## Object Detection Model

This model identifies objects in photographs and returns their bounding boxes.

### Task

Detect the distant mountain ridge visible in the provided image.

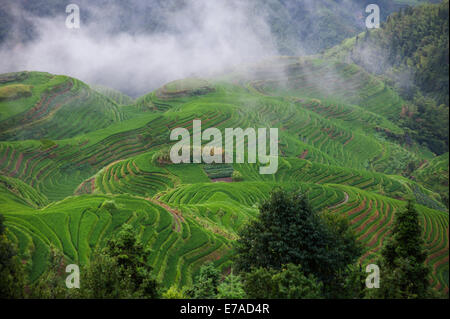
[324,0,449,155]
[0,0,436,54]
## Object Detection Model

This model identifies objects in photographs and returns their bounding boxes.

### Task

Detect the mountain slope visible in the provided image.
[1,58,448,294]
[413,152,449,208]
[0,72,127,141]
[323,0,449,155]
[325,0,449,105]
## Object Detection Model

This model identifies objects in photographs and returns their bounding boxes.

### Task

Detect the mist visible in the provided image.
[0,0,278,97]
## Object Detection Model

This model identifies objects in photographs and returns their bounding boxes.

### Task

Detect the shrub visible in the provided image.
[0,84,32,101]
[243,264,323,299]
[217,274,246,299]
[162,286,187,299]
[232,170,243,182]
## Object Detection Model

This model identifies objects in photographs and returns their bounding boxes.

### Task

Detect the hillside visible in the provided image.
[324,0,449,155]
[0,55,448,295]
[413,152,449,207]
[0,71,127,141]
[324,0,449,104]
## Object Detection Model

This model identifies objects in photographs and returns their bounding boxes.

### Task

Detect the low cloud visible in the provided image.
[0,0,278,97]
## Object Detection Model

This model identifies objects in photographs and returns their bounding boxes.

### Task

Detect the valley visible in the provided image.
[0,56,448,294]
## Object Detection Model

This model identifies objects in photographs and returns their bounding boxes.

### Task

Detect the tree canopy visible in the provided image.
[235,188,362,297]
[370,201,436,298]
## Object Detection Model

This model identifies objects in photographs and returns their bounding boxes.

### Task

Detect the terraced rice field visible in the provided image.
[1,63,448,293]
[3,194,234,287]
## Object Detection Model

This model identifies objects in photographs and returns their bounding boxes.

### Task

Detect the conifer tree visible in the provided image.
[370,201,435,298]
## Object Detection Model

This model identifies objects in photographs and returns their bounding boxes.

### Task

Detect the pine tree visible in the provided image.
[242,264,323,299]
[79,224,159,298]
[235,188,361,297]
[0,214,27,298]
[370,201,435,298]
[188,263,221,299]
[27,246,70,298]
[217,273,246,299]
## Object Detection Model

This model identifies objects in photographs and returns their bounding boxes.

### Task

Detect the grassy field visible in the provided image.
[0,58,448,294]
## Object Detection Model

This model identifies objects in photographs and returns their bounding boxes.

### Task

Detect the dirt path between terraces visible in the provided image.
[147,196,184,233]
[328,192,349,210]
